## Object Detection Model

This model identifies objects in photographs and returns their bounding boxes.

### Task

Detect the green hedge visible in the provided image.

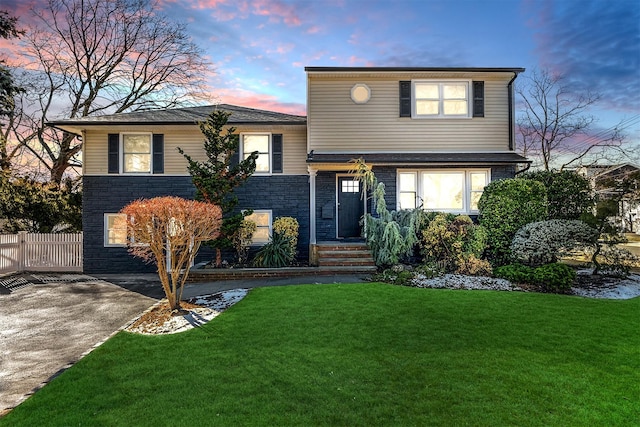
[478,178,547,266]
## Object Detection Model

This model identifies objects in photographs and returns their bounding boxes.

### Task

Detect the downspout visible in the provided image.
[507,71,519,151]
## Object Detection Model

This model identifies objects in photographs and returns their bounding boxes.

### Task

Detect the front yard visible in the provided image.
[1,283,638,426]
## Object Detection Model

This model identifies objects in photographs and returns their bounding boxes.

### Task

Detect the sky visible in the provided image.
[2,0,640,162]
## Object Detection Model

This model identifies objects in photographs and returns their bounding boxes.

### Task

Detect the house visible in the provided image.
[49,67,530,273]
[576,163,640,233]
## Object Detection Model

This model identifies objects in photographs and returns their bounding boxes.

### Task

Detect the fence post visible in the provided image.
[17,231,27,272]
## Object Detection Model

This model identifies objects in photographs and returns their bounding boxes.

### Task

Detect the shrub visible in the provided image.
[494,263,535,284]
[372,266,415,286]
[233,219,256,265]
[351,159,420,267]
[521,170,594,220]
[273,216,299,259]
[494,262,576,293]
[420,214,489,275]
[252,232,295,268]
[478,178,547,266]
[511,220,598,267]
[532,263,576,293]
[456,254,493,276]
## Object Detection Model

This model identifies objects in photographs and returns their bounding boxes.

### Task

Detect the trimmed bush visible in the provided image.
[478,178,547,266]
[494,262,576,293]
[511,220,598,267]
[521,170,594,220]
[533,263,576,293]
[494,263,535,284]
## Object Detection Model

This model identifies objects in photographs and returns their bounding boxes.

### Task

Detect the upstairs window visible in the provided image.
[242,134,271,173]
[108,133,164,174]
[122,133,152,173]
[413,81,470,118]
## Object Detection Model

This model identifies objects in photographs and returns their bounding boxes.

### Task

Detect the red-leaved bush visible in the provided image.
[120,197,222,310]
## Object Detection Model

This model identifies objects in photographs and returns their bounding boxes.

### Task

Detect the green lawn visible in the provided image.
[2,283,639,426]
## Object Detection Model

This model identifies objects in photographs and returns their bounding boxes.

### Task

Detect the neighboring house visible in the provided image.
[577,163,640,233]
[49,67,530,273]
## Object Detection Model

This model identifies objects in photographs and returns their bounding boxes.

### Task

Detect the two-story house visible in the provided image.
[49,67,529,273]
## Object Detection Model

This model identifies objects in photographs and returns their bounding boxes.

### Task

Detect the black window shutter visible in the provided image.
[473,81,485,117]
[108,134,119,174]
[399,81,412,117]
[272,134,283,173]
[152,134,164,174]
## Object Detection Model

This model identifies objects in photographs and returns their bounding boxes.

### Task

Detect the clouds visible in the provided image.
[529,0,640,113]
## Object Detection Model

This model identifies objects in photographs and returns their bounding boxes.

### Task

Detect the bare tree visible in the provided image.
[121,197,222,311]
[516,68,628,171]
[8,0,210,183]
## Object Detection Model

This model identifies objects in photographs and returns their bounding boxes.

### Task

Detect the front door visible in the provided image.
[337,177,364,238]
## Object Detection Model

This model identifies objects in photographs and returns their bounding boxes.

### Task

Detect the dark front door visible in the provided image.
[337,177,364,238]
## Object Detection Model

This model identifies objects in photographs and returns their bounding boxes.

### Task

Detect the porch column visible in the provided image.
[308,166,317,244]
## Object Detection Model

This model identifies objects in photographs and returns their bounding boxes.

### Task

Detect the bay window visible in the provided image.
[397,169,489,213]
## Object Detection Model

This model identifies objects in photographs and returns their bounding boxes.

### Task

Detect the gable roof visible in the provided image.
[47,104,307,133]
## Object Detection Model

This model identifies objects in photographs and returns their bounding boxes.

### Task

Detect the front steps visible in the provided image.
[313,241,377,273]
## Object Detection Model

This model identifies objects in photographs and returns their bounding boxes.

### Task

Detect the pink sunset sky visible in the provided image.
[1,0,639,156]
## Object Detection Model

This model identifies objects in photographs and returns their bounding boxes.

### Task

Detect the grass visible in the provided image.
[2,283,639,426]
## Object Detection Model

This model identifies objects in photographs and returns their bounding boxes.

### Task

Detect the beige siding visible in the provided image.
[307,75,512,153]
[83,124,307,175]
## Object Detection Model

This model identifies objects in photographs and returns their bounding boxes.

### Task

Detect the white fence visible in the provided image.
[0,232,83,274]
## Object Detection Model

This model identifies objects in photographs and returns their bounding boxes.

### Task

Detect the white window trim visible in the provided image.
[411,80,472,119]
[240,133,272,175]
[120,132,153,174]
[104,213,128,247]
[396,169,490,214]
[244,209,273,246]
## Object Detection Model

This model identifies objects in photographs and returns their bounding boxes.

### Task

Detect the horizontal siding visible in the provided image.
[307,76,511,153]
[84,124,307,175]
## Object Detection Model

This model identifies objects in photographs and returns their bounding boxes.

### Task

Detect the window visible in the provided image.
[398,172,417,209]
[244,210,272,245]
[108,133,163,174]
[242,134,270,173]
[412,81,470,118]
[122,133,152,173]
[397,169,489,213]
[104,213,128,247]
[341,179,360,193]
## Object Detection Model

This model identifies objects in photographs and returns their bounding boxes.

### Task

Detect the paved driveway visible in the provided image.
[0,274,156,415]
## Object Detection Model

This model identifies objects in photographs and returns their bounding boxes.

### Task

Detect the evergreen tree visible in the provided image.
[178,109,257,266]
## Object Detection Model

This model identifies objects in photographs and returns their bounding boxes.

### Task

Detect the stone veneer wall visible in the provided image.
[83,175,309,274]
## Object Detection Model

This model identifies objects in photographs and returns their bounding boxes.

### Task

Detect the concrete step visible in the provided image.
[317,250,373,258]
[318,258,376,267]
